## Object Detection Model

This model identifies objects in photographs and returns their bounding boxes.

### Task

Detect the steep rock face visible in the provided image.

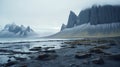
[66,11,77,28]
[0,23,35,37]
[52,5,120,38]
[77,9,90,25]
[76,5,120,26]
[96,5,120,24]
[60,24,66,31]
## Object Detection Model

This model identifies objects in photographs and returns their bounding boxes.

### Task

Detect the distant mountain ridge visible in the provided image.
[52,5,120,38]
[0,23,36,37]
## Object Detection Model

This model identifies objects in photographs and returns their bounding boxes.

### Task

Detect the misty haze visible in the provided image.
[0,0,120,67]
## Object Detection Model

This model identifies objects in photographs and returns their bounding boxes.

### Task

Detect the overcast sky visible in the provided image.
[0,0,120,36]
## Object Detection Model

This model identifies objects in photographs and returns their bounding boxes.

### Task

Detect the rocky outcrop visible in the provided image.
[60,24,66,31]
[90,5,120,25]
[66,11,77,28]
[66,5,120,28]
[92,57,104,64]
[75,52,91,59]
[52,5,120,38]
[36,53,58,60]
[77,9,90,25]
[77,5,120,26]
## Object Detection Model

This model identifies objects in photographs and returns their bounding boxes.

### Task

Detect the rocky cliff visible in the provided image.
[66,11,77,28]
[60,24,66,31]
[57,5,120,38]
[66,5,120,28]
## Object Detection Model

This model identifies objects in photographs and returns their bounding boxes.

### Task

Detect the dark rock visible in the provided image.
[64,41,81,45]
[66,11,77,28]
[36,53,58,60]
[77,5,120,26]
[108,54,120,61]
[61,24,66,31]
[77,9,90,25]
[68,45,76,48]
[7,59,11,62]
[89,48,104,53]
[75,52,91,59]
[94,45,111,49]
[60,45,68,47]
[13,56,27,61]
[29,47,42,51]
[4,61,18,67]
[42,50,56,53]
[43,47,55,51]
[92,57,104,64]
[13,51,31,54]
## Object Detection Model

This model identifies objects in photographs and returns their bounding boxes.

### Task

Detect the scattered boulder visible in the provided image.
[68,45,76,48]
[89,48,104,53]
[7,59,11,62]
[43,47,55,51]
[92,57,104,64]
[42,50,56,53]
[75,52,91,59]
[13,56,27,61]
[60,45,68,48]
[4,61,18,67]
[36,53,58,60]
[94,45,111,49]
[29,47,42,51]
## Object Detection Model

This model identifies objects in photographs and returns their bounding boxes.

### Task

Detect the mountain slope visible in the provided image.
[52,23,120,38]
[51,5,120,38]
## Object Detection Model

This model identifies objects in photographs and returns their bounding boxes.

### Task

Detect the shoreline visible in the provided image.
[0,38,120,67]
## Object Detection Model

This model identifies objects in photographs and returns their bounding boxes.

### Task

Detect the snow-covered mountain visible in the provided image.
[51,5,120,38]
[0,23,36,38]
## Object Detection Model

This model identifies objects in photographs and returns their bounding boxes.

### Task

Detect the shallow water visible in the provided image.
[0,37,71,64]
[0,37,84,64]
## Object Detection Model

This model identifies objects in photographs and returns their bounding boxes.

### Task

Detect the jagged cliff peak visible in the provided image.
[60,24,66,31]
[66,11,77,28]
